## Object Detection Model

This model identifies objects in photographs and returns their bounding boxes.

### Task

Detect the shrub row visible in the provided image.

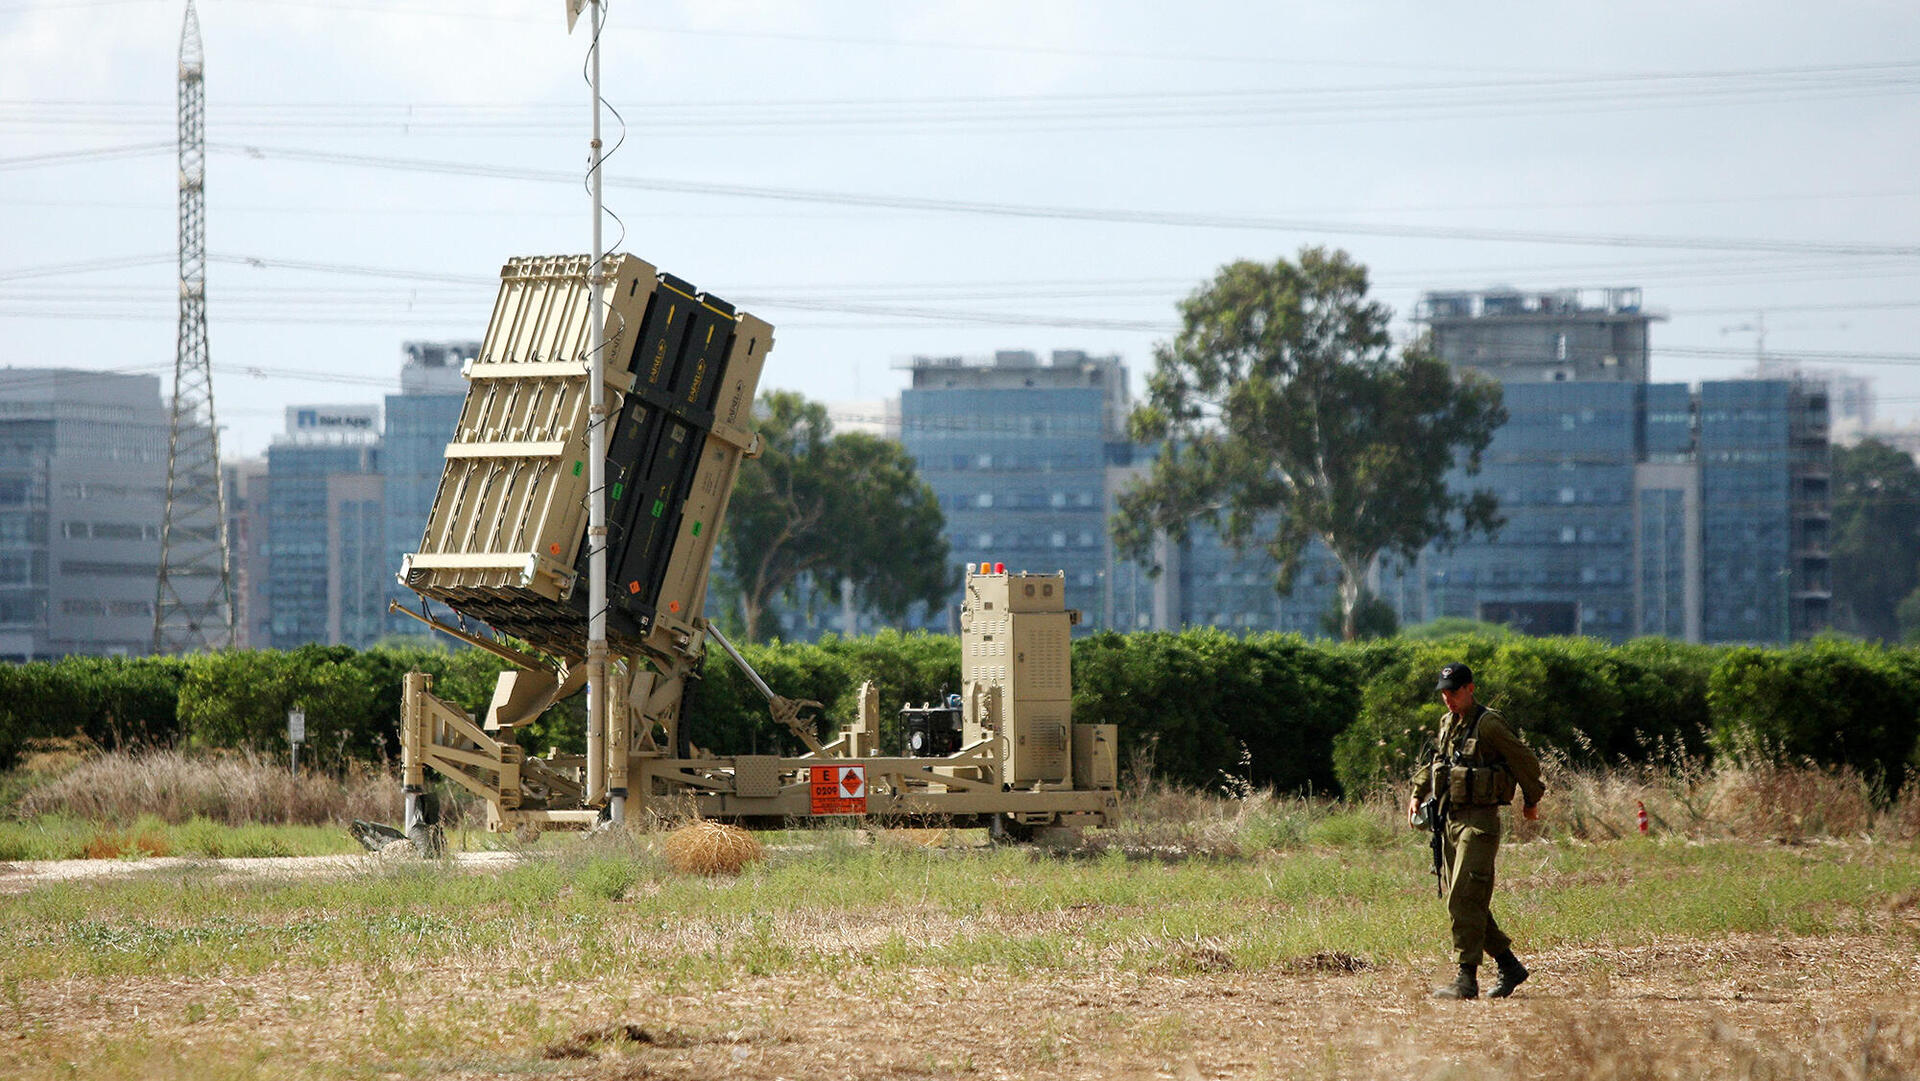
[5,632,1919,796]
[0,645,506,773]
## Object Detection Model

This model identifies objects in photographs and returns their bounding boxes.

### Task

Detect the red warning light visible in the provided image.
[994,562,1005,574]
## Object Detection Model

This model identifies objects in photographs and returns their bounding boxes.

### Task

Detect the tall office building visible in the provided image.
[898,351,1347,635]
[1418,381,1658,639]
[1698,380,1832,642]
[263,404,384,648]
[0,369,169,659]
[1634,383,1699,639]
[899,350,1138,630]
[1158,520,1342,634]
[1415,288,1830,643]
[382,341,473,636]
[884,291,1829,644]
[1148,288,1659,637]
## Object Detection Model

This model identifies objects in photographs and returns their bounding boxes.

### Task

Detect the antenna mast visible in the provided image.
[153,0,236,653]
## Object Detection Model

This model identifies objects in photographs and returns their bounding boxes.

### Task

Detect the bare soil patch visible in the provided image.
[3,931,1915,1079]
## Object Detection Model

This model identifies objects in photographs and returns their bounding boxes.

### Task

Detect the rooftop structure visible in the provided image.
[1419,286,1664,384]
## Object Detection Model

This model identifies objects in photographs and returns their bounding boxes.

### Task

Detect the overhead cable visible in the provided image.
[211,143,1920,259]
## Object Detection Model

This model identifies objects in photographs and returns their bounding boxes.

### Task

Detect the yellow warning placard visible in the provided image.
[809,764,867,816]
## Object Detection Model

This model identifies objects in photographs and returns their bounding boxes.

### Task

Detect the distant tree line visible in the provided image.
[6,631,1916,799]
[1832,438,1920,643]
[714,391,950,642]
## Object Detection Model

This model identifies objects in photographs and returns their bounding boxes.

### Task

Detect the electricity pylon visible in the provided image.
[153,0,236,653]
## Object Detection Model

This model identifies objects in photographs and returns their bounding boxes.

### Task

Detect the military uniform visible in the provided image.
[1410,664,1544,998]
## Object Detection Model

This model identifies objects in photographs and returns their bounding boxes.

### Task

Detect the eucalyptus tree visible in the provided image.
[1115,248,1505,640]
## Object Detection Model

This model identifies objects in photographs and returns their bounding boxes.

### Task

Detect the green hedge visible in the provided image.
[1706,641,1920,785]
[1073,630,1356,794]
[1329,635,1725,794]
[0,656,188,766]
[4,632,1917,797]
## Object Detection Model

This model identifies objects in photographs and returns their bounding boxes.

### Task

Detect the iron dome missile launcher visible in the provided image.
[393,254,1117,838]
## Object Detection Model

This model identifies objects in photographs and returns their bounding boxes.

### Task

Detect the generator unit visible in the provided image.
[392,253,1117,838]
[961,570,1076,788]
[901,695,963,758]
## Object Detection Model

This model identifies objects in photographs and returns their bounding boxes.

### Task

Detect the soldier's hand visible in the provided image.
[1407,796,1420,829]
[1522,802,1540,821]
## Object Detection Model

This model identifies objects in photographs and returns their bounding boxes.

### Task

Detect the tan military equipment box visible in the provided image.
[961,570,1079,787]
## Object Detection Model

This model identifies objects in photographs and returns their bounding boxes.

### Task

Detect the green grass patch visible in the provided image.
[2,831,1914,987]
[0,815,367,861]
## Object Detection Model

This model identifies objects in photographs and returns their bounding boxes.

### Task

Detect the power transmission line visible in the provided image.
[0,141,172,169]
[13,247,1916,294]
[0,253,173,281]
[209,142,1920,259]
[12,60,1920,138]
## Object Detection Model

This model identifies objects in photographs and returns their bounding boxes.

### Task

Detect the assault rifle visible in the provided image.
[1420,796,1445,897]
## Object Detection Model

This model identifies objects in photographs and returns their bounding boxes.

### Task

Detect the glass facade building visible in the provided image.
[1698,380,1832,642]
[1413,288,1831,644]
[245,342,474,650]
[264,430,383,649]
[1423,382,1642,638]
[0,370,168,659]
[381,342,472,637]
[899,351,1136,631]
[1164,519,1341,635]
[896,351,1336,635]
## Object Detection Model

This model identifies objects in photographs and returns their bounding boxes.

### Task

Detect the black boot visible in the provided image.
[1488,950,1529,998]
[1432,963,1478,999]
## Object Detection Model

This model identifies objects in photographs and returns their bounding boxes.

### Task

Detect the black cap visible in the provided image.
[1436,663,1473,690]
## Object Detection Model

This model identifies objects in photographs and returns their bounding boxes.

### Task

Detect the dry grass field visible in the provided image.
[2,749,1918,1079]
[7,924,1918,1080]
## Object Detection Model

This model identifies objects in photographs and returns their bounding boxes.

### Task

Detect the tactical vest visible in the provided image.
[1430,705,1518,808]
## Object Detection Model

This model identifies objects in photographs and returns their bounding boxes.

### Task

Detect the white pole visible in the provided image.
[584,0,611,818]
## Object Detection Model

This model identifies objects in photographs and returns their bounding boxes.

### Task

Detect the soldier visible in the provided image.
[1407,662,1544,1000]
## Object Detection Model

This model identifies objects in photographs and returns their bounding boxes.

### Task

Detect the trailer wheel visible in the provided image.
[992,813,1054,844]
[989,814,1031,843]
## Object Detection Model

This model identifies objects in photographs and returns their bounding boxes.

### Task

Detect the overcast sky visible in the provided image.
[5,0,1920,457]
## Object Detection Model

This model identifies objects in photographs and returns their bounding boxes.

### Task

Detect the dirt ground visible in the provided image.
[0,850,518,894]
[8,930,1918,1080]
[6,849,1919,1079]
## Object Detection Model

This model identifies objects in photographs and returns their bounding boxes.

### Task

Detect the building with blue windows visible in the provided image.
[263,405,384,648]
[242,342,474,650]
[895,350,1341,635]
[0,369,169,660]
[899,350,1141,631]
[1417,381,1643,639]
[381,341,473,636]
[877,288,1832,645]
[1148,519,1342,635]
[1411,288,1830,643]
[1698,380,1831,642]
